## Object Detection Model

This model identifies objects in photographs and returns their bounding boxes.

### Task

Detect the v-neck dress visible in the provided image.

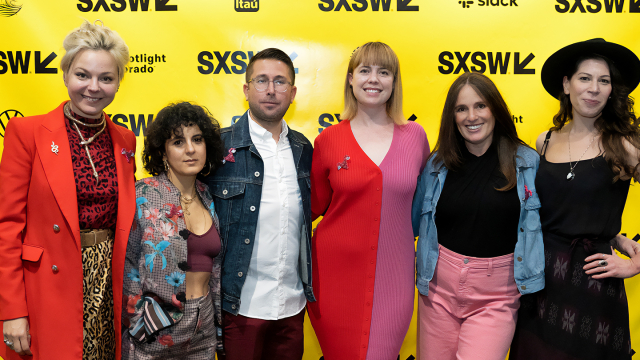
[308,120,429,360]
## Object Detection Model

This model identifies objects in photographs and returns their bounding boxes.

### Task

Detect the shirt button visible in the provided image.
[52,265,59,273]
[222,189,228,195]
[254,171,260,177]
[238,272,243,277]
[231,305,237,310]
[521,285,527,290]
[520,228,524,232]
[250,206,256,212]
[244,238,250,244]
[463,259,469,264]
[53,224,60,232]
[517,256,523,262]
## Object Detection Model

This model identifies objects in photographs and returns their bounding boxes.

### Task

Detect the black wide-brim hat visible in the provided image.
[541,38,640,99]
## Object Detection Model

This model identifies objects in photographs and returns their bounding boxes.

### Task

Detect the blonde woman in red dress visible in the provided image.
[308,42,430,360]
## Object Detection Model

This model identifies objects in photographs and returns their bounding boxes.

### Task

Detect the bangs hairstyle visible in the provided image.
[60,20,129,82]
[341,42,405,124]
[143,102,225,178]
[432,72,528,191]
[552,54,640,182]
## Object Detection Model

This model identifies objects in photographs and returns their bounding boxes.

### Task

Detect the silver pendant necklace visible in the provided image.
[567,130,598,181]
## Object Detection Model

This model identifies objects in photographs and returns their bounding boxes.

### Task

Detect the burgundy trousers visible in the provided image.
[221,309,305,360]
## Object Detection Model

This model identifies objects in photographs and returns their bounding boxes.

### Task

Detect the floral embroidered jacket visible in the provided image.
[122,173,223,344]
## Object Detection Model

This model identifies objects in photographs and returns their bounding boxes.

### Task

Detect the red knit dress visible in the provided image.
[308,120,429,360]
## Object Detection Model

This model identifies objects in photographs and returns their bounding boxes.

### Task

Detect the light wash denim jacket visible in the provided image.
[411,145,545,296]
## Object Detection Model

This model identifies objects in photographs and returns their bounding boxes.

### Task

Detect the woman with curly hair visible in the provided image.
[510,39,640,360]
[0,20,135,360]
[121,102,225,359]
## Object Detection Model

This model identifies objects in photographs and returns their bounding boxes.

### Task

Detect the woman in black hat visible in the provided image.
[509,38,640,360]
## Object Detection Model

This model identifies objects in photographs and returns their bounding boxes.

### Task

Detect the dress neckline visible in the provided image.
[345,120,398,169]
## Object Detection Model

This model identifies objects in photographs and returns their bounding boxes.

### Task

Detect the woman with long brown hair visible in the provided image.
[412,72,545,360]
[510,39,640,360]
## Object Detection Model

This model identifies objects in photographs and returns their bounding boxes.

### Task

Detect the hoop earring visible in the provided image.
[200,161,212,176]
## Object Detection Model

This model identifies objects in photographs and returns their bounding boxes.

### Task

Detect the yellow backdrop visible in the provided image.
[1,0,640,359]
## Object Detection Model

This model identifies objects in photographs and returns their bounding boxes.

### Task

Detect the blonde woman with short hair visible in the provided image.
[0,20,136,360]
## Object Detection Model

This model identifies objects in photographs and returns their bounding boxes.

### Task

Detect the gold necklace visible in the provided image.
[63,102,106,181]
[180,187,197,216]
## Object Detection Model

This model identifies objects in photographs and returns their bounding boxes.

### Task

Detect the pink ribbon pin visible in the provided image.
[222,148,236,164]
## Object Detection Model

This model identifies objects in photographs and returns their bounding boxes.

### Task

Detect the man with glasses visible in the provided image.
[206,48,315,360]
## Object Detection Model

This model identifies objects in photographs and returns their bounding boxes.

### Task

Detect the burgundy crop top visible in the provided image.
[186,225,221,272]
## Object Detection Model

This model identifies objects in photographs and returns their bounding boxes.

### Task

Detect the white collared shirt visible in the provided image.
[239,112,306,320]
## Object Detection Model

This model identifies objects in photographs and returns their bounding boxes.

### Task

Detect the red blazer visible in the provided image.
[0,102,137,360]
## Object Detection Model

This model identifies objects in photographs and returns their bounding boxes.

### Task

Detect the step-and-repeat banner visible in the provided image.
[1,1,640,359]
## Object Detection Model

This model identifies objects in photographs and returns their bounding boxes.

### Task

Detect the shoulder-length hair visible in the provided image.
[340,42,405,124]
[143,102,225,178]
[60,20,129,82]
[432,72,528,191]
[552,54,640,182]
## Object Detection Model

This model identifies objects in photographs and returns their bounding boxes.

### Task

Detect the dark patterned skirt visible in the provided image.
[510,232,634,360]
[82,238,116,360]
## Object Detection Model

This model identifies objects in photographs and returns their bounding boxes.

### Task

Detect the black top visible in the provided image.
[536,131,630,239]
[436,144,520,257]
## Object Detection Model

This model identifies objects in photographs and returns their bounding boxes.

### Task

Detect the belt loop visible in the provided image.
[487,259,493,277]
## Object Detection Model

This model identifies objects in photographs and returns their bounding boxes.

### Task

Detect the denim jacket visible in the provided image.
[206,111,315,315]
[411,145,545,296]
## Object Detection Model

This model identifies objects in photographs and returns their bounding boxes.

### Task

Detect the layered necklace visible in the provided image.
[567,130,598,181]
[63,102,106,181]
[180,187,197,216]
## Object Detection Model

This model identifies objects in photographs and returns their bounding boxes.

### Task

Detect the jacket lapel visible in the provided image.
[35,102,81,249]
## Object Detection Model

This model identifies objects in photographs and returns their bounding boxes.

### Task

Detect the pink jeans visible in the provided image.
[417,245,521,360]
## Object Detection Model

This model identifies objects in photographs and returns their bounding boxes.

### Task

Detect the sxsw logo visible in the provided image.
[457,0,519,8]
[110,113,154,136]
[77,0,177,12]
[235,0,258,12]
[0,109,23,138]
[197,51,299,75]
[0,0,22,17]
[318,0,419,11]
[0,51,57,74]
[317,113,416,133]
[555,0,640,13]
[438,51,535,75]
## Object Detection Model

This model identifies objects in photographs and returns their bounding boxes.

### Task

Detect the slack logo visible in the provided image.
[235,0,258,11]
[438,51,535,75]
[457,0,519,8]
[555,0,640,13]
[0,51,57,74]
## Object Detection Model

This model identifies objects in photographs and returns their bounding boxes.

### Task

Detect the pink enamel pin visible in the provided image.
[337,155,350,170]
[222,148,236,164]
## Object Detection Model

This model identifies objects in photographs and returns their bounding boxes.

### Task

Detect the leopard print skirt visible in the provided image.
[82,238,116,360]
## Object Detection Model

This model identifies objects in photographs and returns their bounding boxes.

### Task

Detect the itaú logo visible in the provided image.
[235,0,258,11]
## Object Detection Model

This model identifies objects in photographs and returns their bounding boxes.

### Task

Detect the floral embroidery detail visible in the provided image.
[580,315,592,339]
[524,185,533,200]
[166,271,185,287]
[562,310,576,333]
[144,240,171,272]
[143,227,155,241]
[571,262,583,287]
[127,268,141,282]
[126,294,142,314]
[158,334,174,347]
[144,208,161,226]
[136,197,149,219]
[143,178,160,187]
[165,203,183,224]
[548,303,558,325]
[121,148,135,163]
[159,221,175,241]
[337,155,350,170]
[596,322,610,345]
[538,298,546,319]
[588,277,602,292]
[222,148,236,164]
[554,257,568,280]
